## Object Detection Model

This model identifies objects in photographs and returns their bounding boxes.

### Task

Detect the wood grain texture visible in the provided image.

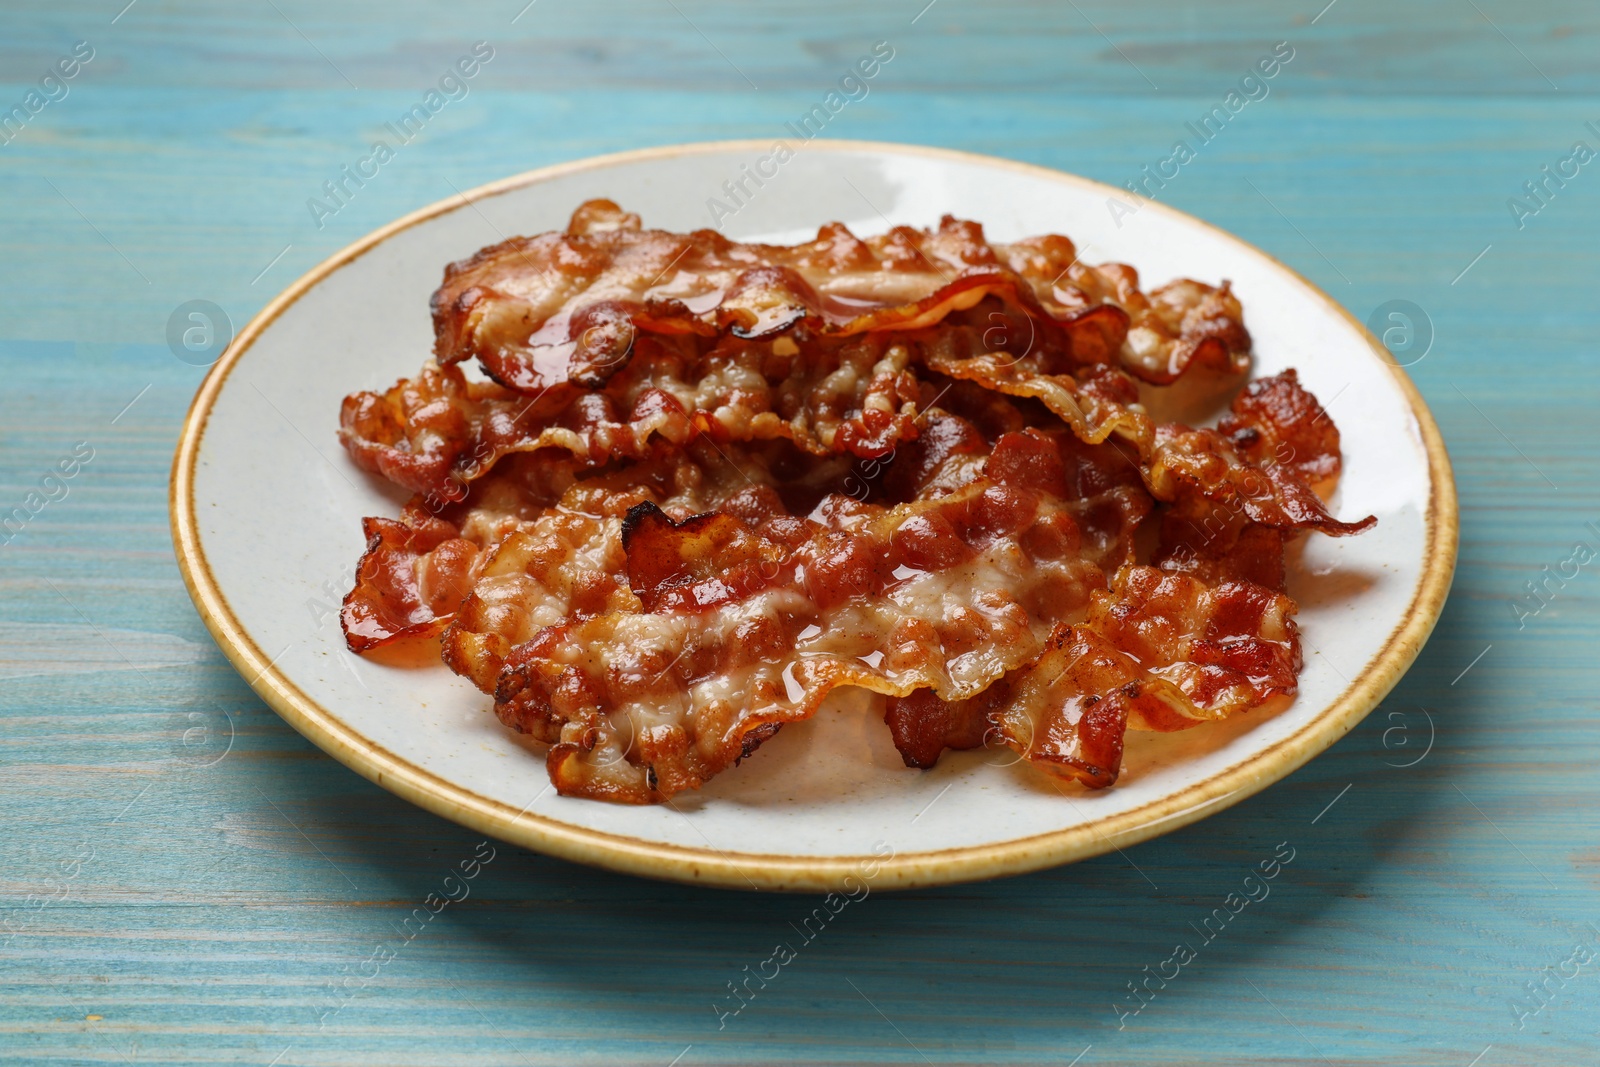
[2,1,1598,1063]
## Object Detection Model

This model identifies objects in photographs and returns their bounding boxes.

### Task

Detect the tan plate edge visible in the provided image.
[169,139,1459,893]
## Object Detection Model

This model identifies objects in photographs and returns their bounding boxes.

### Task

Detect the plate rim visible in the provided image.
[169,138,1458,892]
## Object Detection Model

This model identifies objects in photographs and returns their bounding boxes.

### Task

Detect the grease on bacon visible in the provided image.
[429,201,1252,393]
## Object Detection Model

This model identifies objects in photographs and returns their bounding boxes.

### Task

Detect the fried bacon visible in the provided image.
[1152,513,1288,591]
[881,687,991,770]
[984,626,1156,787]
[338,203,1376,804]
[338,332,933,502]
[1164,368,1353,516]
[913,344,1373,543]
[1085,565,1301,724]
[337,356,705,504]
[439,442,822,692]
[1145,425,1372,536]
[340,332,1350,548]
[887,565,1301,786]
[491,425,1151,801]
[341,455,589,650]
[1147,369,1363,588]
[342,501,479,651]
[1215,367,1344,493]
[917,324,1156,452]
[430,200,1250,396]
[338,361,484,498]
[882,627,1156,789]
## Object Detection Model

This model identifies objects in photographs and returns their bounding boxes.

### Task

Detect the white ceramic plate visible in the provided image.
[172,141,1456,891]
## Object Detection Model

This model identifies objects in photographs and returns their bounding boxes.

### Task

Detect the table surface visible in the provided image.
[3,2,1597,1064]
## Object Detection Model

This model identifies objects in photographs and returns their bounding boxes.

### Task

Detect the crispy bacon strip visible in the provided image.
[438,410,991,694]
[340,455,588,651]
[882,626,1160,788]
[889,565,1301,785]
[1122,279,1251,384]
[338,357,700,503]
[1147,368,1370,535]
[1086,565,1301,725]
[1215,367,1343,493]
[914,344,1372,538]
[338,361,483,498]
[342,502,480,652]
[881,687,992,770]
[492,427,1151,801]
[346,204,1258,503]
[439,443,819,692]
[985,625,1164,787]
[1152,512,1288,591]
[997,236,1252,384]
[339,331,932,502]
[1146,426,1372,537]
[917,325,1156,452]
[430,200,1251,395]
[1148,369,1362,586]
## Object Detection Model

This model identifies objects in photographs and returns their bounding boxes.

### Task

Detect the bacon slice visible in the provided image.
[1152,513,1288,591]
[881,627,1156,789]
[430,200,1251,396]
[338,361,484,500]
[996,235,1252,384]
[338,357,699,504]
[917,324,1156,451]
[338,331,934,503]
[1122,279,1251,384]
[881,687,992,770]
[984,626,1159,787]
[491,427,1152,802]
[1157,368,1358,525]
[1146,426,1370,536]
[1148,368,1363,587]
[342,501,479,652]
[1084,565,1301,725]
[340,455,589,651]
[347,300,1251,527]
[439,442,820,693]
[915,336,1372,540]
[1215,367,1344,493]
[889,565,1301,786]
[345,204,1256,504]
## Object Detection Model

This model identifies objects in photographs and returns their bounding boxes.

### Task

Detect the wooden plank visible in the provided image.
[3,0,1590,94]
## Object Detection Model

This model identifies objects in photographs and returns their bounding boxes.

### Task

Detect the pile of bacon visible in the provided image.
[337,199,1373,804]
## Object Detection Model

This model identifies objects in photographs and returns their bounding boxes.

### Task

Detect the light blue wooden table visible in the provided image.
[3,2,1597,1063]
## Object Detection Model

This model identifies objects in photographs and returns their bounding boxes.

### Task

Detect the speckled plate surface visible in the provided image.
[170,141,1456,892]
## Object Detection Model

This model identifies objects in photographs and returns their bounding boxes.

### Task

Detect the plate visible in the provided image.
[171,141,1456,891]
